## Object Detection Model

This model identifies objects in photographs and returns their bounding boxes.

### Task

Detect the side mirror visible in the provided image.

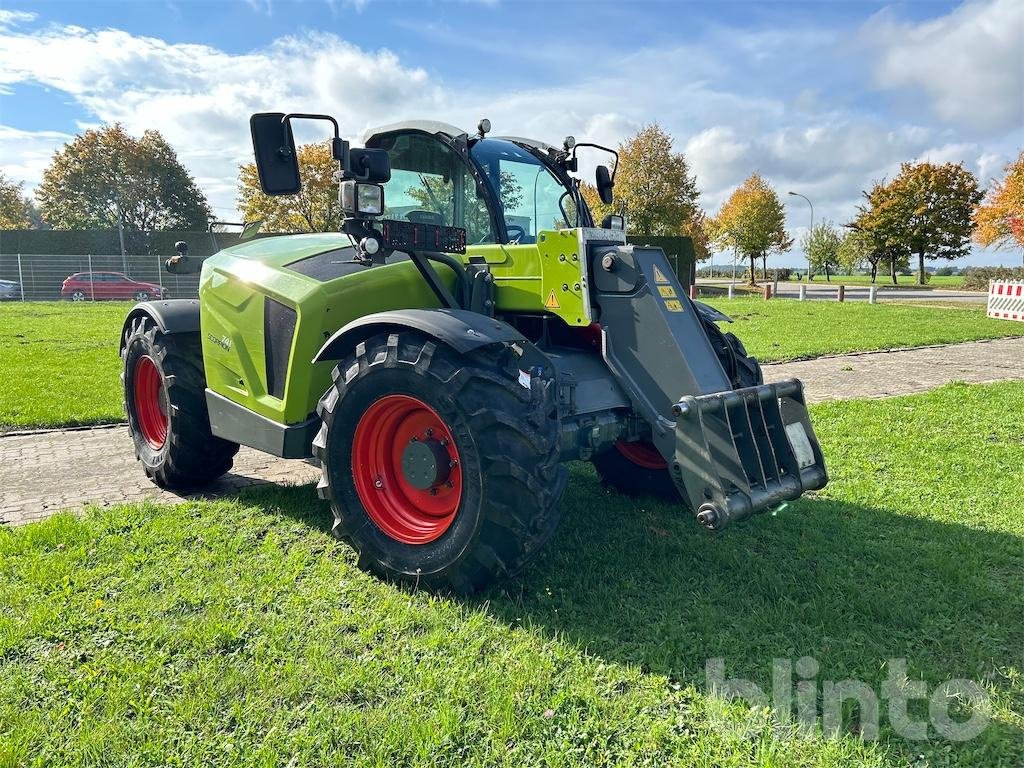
[250,112,301,196]
[601,213,624,231]
[596,164,614,205]
[347,148,391,183]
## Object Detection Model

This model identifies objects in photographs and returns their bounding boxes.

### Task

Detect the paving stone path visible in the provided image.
[3,337,1022,526]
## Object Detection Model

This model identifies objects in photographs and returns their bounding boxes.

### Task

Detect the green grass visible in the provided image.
[0,302,128,430]
[1,382,1022,766]
[2,299,1022,431]
[704,297,1023,362]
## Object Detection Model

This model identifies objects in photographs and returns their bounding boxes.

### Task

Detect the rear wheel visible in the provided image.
[122,316,239,488]
[314,331,566,593]
[592,316,762,501]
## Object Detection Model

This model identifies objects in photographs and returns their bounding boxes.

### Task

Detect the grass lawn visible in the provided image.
[2,300,1022,431]
[1,382,1022,766]
[0,302,129,430]
[704,297,1022,362]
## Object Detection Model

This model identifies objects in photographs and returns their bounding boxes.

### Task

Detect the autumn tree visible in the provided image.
[873,162,982,285]
[580,123,709,259]
[849,182,913,285]
[710,174,792,284]
[974,151,1024,263]
[238,140,344,233]
[0,172,32,229]
[36,125,210,230]
[802,221,842,281]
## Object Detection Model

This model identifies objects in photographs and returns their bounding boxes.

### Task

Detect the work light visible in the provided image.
[340,180,384,216]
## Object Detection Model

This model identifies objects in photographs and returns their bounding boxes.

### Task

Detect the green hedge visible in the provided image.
[963,266,1024,291]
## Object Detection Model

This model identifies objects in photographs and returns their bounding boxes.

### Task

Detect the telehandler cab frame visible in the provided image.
[120,112,827,592]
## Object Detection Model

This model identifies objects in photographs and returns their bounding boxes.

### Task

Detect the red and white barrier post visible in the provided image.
[987,280,1024,322]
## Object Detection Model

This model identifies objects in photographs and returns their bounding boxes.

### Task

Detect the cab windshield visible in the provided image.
[469,139,578,243]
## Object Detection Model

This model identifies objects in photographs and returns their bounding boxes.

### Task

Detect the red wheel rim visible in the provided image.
[614,440,667,470]
[133,356,168,449]
[352,394,462,544]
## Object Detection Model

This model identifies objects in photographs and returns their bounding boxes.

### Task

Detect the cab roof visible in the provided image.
[363,120,468,144]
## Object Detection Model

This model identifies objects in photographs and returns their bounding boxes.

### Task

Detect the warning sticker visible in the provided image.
[544,290,560,309]
[664,299,684,312]
[653,265,671,284]
[657,285,677,298]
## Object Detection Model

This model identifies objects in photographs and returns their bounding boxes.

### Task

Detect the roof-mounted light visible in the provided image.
[477,118,491,137]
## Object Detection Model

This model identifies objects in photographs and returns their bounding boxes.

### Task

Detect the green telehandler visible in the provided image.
[120,113,827,592]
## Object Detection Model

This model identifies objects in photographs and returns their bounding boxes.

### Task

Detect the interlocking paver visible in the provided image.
[2,337,1022,525]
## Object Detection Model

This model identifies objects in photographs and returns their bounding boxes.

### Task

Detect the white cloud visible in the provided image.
[0,10,36,28]
[864,0,1024,132]
[0,5,1020,266]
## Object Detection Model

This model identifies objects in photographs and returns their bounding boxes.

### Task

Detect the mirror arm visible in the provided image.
[280,113,348,172]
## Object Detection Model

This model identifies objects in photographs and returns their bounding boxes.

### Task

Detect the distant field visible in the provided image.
[1,299,1022,430]
[792,274,967,289]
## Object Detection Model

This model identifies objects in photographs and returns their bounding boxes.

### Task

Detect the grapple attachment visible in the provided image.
[670,379,827,530]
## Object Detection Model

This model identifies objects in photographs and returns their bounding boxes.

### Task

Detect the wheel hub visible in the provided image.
[400,438,452,490]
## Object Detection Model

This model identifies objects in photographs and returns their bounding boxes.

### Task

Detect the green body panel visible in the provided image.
[465,229,591,327]
[200,228,591,426]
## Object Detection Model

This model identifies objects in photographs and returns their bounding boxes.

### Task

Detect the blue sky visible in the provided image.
[1,0,1021,266]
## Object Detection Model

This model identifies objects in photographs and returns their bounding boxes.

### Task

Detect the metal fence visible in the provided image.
[0,254,201,302]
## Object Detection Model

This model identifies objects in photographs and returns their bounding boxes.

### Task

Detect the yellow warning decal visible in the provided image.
[544,290,560,309]
[657,285,677,298]
[664,299,684,312]
[653,265,671,284]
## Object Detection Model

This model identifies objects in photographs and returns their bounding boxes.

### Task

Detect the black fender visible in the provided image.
[313,308,527,364]
[693,300,732,324]
[119,299,201,353]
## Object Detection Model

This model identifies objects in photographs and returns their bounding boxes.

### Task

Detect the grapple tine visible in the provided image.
[671,379,827,531]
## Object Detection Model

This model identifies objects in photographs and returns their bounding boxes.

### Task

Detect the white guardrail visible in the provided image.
[987,280,1024,322]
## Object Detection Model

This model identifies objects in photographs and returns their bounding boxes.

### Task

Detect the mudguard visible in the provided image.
[313,308,528,363]
[118,299,200,353]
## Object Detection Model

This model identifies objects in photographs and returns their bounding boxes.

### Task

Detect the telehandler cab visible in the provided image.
[120,112,827,592]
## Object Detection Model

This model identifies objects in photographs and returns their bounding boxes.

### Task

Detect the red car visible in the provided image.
[61,272,167,302]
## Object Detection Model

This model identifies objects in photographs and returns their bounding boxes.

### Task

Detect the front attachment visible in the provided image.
[671,379,827,530]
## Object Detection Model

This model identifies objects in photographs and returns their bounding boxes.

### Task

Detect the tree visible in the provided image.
[873,161,982,285]
[849,182,912,285]
[36,125,211,231]
[710,174,792,284]
[836,229,872,277]
[580,123,709,259]
[974,151,1024,262]
[802,221,841,281]
[0,172,32,229]
[239,141,342,233]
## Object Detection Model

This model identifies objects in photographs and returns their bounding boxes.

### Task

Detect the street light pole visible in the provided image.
[788,191,813,280]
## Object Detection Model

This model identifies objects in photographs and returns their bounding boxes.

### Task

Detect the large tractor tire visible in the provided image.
[592,315,762,502]
[122,316,239,488]
[313,331,566,593]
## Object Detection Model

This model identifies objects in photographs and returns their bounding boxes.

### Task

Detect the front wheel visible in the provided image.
[133,290,150,301]
[313,331,566,593]
[70,290,87,301]
[122,316,239,488]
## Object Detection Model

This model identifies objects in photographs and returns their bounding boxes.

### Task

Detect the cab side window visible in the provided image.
[379,133,496,244]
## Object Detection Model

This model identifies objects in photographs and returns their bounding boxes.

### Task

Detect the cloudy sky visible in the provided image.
[0,0,1021,266]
